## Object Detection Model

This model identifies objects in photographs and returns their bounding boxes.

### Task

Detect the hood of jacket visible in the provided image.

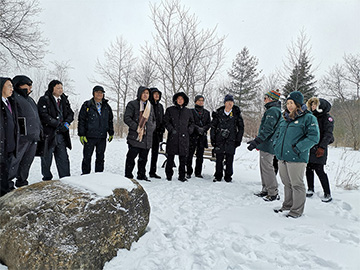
[12,75,33,97]
[307,97,331,116]
[265,100,281,110]
[0,77,12,93]
[172,92,189,107]
[137,86,151,101]
[149,87,162,105]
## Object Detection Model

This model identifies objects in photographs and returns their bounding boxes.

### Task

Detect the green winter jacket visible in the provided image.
[273,108,320,163]
[256,101,282,155]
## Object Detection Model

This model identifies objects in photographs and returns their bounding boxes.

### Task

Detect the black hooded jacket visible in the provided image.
[149,88,165,141]
[124,86,156,149]
[12,75,42,142]
[210,105,244,155]
[37,89,74,150]
[308,98,334,165]
[190,104,211,148]
[163,92,194,156]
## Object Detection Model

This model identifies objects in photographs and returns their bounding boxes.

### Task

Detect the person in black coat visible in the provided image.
[163,92,194,181]
[148,87,165,179]
[305,97,334,202]
[37,80,74,180]
[124,86,156,181]
[186,95,211,179]
[8,75,42,188]
[1,77,18,196]
[211,94,244,182]
[78,86,114,174]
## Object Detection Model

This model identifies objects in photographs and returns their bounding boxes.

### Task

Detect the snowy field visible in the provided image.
[1,138,360,270]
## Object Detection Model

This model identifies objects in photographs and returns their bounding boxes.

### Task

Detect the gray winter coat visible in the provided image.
[124,87,156,149]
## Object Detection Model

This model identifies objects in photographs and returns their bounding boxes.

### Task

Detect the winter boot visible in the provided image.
[306,189,314,197]
[254,191,268,197]
[321,193,332,203]
[263,194,280,202]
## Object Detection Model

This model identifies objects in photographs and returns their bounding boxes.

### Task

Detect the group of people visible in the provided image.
[1,77,335,218]
[247,90,334,218]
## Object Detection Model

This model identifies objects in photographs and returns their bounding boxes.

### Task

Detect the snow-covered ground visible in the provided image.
[1,138,359,270]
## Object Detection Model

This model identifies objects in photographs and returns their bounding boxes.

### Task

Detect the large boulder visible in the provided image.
[0,173,150,270]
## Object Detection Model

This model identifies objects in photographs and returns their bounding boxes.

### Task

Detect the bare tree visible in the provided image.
[48,60,76,96]
[93,36,137,137]
[134,51,158,87]
[143,0,226,104]
[342,53,360,99]
[0,0,47,70]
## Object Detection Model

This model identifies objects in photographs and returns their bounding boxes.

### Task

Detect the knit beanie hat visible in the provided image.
[265,89,280,101]
[93,85,105,95]
[195,95,204,102]
[224,94,234,103]
[287,91,304,105]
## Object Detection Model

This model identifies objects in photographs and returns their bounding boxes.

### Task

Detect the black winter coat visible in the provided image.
[308,98,334,165]
[78,98,114,139]
[37,90,74,150]
[190,105,211,148]
[13,88,42,142]
[210,105,244,155]
[124,87,156,149]
[164,92,194,156]
[149,88,165,142]
[1,97,18,156]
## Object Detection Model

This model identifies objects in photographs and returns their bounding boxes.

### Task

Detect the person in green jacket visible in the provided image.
[247,89,282,201]
[273,91,320,218]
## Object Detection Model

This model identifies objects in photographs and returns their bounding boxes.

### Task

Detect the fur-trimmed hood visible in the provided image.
[307,97,331,116]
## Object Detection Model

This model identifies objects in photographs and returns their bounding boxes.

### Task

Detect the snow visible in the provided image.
[1,138,359,270]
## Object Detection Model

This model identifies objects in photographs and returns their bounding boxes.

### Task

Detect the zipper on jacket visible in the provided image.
[280,121,291,158]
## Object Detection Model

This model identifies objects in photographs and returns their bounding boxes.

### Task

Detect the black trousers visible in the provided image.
[82,138,107,174]
[149,134,160,175]
[8,138,37,187]
[214,152,234,182]
[41,133,70,180]
[186,138,205,176]
[306,163,331,195]
[125,144,150,179]
[166,154,186,179]
[0,153,13,196]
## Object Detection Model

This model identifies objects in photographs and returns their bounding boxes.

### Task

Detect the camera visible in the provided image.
[220,129,230,139]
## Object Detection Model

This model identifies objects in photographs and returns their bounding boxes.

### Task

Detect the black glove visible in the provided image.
[247,137,263,151]
[58,123,68,133]
[197,127,204,135]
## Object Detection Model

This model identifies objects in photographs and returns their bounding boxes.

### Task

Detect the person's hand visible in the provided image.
[108,135,114,142]
[80,136,88,145]
[247,140,256,151]
[316,147,325,158]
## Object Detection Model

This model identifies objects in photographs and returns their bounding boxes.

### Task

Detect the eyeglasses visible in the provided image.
[197,99,204,102]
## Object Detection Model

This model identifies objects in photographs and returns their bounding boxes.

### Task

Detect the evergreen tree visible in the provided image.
[283,52,316,102]
[225,47,262,113]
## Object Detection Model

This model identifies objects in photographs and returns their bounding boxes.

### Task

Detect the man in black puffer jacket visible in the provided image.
[78,86,114,174]
[211,94,244,182]
[163,92,194,182]
[306,97,334,203]
[8,75,42,188]
[37,80,74,180]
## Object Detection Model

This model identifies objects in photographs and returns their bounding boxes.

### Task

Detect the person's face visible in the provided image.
[264,95,272,104]
[2,80,13,98]
[153,92,160,101]
[177,96,184,106]
[52,84,63,98]
[19,84,32,95]
[286,99,297,112]
[311,103,317,111]
[141,89,149,101]
[94,91,104,102]
[224,100,234,111]
[195,98,204,106]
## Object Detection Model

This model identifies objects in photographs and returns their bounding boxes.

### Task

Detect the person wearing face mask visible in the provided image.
[273,91,319,218]
[7,75,42,188]
[210,94,244,183]
[1,78,18,196]
[37,80,74,180]
[163,92,194,182]
[124,86,156,181]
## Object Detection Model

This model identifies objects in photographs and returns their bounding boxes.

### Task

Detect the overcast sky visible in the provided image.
[37,0,360,103]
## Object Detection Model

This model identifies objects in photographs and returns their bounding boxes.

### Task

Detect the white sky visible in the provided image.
[37,0,360,103]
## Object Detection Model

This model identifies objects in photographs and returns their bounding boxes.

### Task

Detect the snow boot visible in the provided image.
[321,193,332,203]
[254,191,268,197]
[306,189,314,197]
[263,194,280,202]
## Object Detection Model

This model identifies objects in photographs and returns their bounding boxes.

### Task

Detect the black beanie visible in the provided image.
[195,95,204,103]
[93,85,105,95]
[224,94,234,103]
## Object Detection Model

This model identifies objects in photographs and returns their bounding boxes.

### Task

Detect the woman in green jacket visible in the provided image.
[273,91,319,218]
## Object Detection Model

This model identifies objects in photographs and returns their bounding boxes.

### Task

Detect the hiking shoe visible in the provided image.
[137,176,151,182]
[254,191,268,197]
[273,208,283,213]
[166,177,172,181]
[321,194,332,203]
[149,174,161,179]
[263,194,280,201]
[186,174,191,179]
[195,174,203,178]
[286,213,301,219]
[213,178,221,182]
[306,189,314,197]
[178,177,187,182]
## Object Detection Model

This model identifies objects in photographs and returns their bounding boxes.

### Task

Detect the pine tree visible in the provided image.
[225,47,262,113]
[283,52,316,102]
